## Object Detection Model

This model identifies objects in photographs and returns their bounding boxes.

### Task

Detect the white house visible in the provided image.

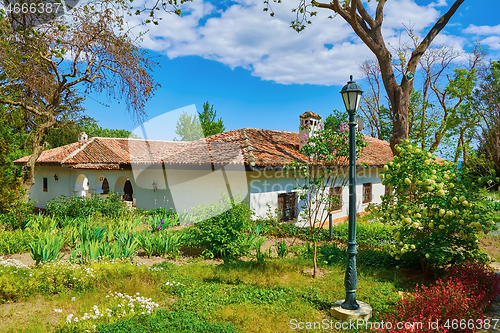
[15,112,394,225]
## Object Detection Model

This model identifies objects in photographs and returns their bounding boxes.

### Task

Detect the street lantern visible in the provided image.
[339,75,363,311]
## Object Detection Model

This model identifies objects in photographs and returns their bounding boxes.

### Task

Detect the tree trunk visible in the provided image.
[312,240,317,278]
[389,88,410,155]
[21,116,56,203]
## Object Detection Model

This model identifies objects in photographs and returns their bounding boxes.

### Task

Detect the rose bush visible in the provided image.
[371,140,499,273]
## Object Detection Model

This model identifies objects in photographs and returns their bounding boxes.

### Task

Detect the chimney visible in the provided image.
[78,132,88,142]
[299,111,322,150]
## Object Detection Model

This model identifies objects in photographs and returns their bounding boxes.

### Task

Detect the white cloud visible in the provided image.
[463,24,500,36]
[128,0,478,86]
[481,36,500,50]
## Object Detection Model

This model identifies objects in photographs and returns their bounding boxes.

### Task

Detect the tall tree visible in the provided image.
[0,0,157,201]
[174,111,204,141]
[199,101,225,137]
[358,41,485,161]
[472,61,500,171]
[266,0,466,155]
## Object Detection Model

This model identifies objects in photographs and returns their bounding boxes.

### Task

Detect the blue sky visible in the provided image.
[82,0,500,140]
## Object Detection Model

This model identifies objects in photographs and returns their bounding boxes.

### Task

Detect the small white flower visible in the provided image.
[54,309,63,313]
[71,297,76,302]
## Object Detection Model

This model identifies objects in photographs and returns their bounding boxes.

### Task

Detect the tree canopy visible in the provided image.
[199,101,225,138]
[266,0,466,155]
[0,0,157,200]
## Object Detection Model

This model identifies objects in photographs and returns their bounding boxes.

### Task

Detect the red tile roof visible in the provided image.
[14,129,394,168]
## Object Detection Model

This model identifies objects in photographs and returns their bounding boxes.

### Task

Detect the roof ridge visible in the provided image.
[93,137,190,143]
[61,137,96,164]
[240,128,256,167]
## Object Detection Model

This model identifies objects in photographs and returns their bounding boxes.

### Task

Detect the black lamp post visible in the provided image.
[340,75,363,310]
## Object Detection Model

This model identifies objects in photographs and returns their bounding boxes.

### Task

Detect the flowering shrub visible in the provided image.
[375,261,499,333]
[442,261,500,311]
[59,292,159,332]
[372,140,499,272]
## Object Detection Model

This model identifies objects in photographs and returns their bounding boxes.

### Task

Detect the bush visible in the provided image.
[0,229,41,255]
[376,260,499,333]
[0,201,33,230]
[373,140,500,273]
[46,191,129,219]
[186,194,252,261]
[442,261,500,311]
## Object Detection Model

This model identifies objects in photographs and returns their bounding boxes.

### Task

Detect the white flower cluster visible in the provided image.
[165,281,182,286]
[148,266,165,272]
[0,257,30,269]
[65,292,159,326]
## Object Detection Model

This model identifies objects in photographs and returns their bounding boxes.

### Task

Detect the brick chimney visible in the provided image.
[299,111,322,150]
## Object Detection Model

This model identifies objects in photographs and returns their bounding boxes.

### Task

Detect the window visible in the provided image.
[278,192,297,222]
[329,186,343,211]
[363,183,372,204]
[43,177,48,192]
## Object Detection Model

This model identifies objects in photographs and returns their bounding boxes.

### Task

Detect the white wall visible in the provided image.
[248,167,384,223]
[31,165,384,222]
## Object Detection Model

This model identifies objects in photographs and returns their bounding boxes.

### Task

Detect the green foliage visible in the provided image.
[186,195,252,261]
[148,208,179,232]
[29,231,65,265]
[374,140,499,272]
[276,240,289,259]
[97,310,242,333]
[323,109,348,132]
[199,101,225,138]
[138,231,183,259]
[0,229,41,255]
[174,111,204,141]
[23,214,59,233]
[70,228,138,264]
[460,152,500,191]
[46,191,129,219]
[0,259,150,302]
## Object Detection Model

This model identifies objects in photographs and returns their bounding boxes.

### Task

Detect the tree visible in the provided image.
[266,0,466,155]
[359,60,392,142]
[198,101,225,137]
[374,140,498,274]
[284,119,366,278]
[0,0,157,202]
[358,41,485,162]
[472,61,500,171]
[174,111,204,141]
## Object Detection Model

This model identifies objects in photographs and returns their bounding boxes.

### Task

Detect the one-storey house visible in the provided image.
[14,112,394,224]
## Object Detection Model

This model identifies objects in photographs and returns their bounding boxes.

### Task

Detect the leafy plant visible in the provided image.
[138,231,182,259]
[374,140,499,273]
[187,194,252,261]
[276,241,289,259]
[254,237,267,263]
[46,191,129,219]
[0,229,41,255]
[29,232,65,265]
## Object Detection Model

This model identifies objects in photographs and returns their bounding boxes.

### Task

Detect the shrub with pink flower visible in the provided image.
[373,261,499,333]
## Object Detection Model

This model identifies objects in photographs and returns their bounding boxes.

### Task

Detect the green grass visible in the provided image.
[0,256,421,333]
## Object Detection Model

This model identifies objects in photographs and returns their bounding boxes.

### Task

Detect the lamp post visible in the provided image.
[340,75,363,310]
